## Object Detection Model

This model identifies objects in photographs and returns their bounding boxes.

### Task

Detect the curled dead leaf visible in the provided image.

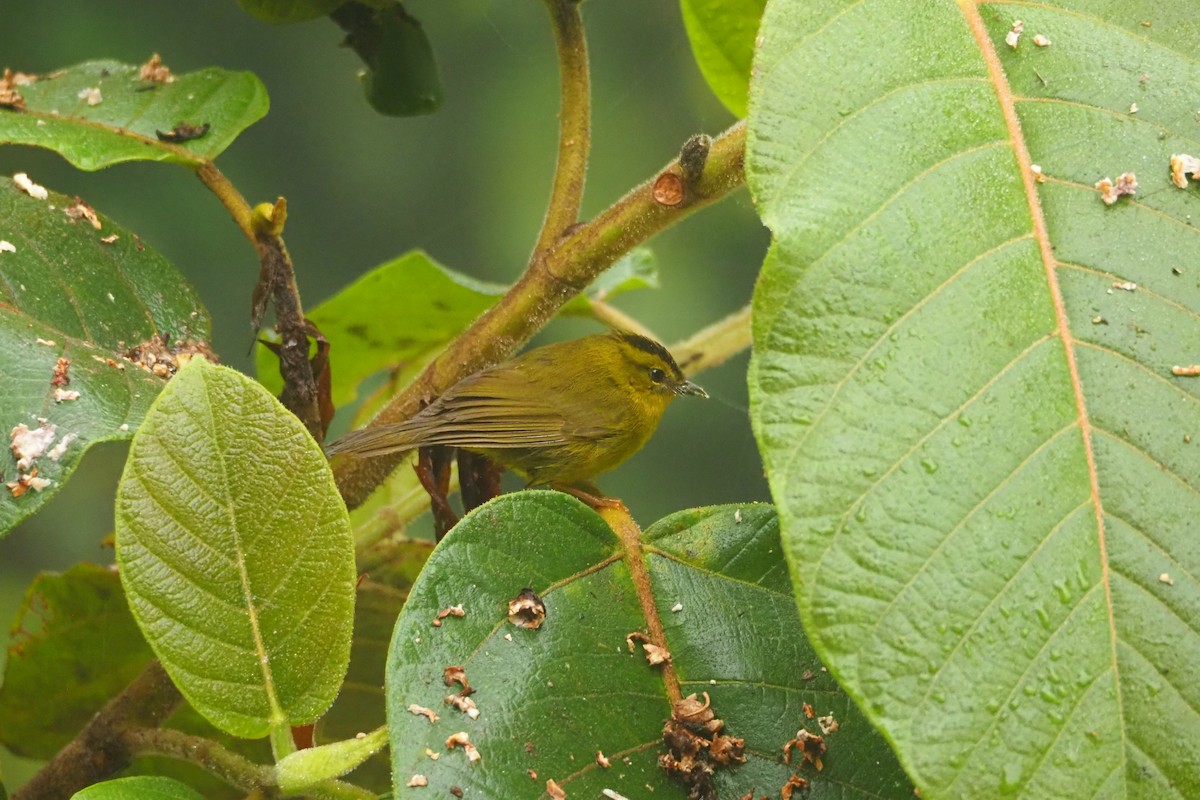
[407,704,440,723]
[507,587,547,629]
[782,775,810,799]
[445,731,481,763]
[433,604,466,627]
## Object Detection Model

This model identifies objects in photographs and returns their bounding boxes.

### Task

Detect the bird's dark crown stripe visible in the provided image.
[613,331,683,377]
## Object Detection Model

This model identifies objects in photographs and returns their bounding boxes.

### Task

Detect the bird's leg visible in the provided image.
[553,482,627,511]
[459,450,502,512]
[415,445,458,539]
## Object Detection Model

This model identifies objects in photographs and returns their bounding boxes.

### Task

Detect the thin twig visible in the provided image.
[671,303,751,376]
[574,298,658,339]
[123,727,275,794]
[534,0,591,254]
[333,121,747,508]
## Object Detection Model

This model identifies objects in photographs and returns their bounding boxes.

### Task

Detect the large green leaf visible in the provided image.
[386,495,911,798]
[0,59,267,170]
[680,0,766,118]
[115,358,356,738]
[748,2,1200,799]
[0,564,152,759]
[0,177,211,536]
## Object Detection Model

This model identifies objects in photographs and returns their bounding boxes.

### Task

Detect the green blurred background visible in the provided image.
[0,0,769,784]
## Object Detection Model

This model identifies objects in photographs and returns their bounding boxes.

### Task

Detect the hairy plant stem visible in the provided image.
[671,302,752,376]
[536,0,591,254]
[13,662,181,800]
[334,120,747,508]
[125,727,275,794]
[123,728,376,800]
[577,298,658,339]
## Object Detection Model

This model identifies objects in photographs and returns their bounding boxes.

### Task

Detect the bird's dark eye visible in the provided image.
[649,368,666,383]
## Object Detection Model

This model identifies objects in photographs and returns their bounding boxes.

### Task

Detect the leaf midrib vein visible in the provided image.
[199,375,286,726]
[961,0,1124,776]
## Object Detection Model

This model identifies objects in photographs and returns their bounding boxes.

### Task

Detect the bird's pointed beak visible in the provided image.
[675,380,708,399]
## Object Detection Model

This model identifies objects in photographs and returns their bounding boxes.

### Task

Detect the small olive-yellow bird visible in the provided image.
[324,331,706,490]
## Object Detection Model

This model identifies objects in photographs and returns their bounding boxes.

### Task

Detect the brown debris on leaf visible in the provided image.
[783,729,826,771]
[626,631,671,666]
[156,122,210,143]
[445,731,481,763]
[596,751,611,768]
[444,665,479,718]
[443,665,473,695]
[1096,172,1137,205]
[817,713,839,735]
[7,467,51,497]
[1005,19,1023,48]
[659,693,746,800]
[445,693,479,719]
[406,703,440,723]
[508,587,547,629]
[546,779,567,799]
[13,172,48,200]
[0,68,29,110]
[781,775,811,799]
[1171,154,1200,189]
[432,604,465,627]
[50,357,71,387]
[64,198,101,230]
[138,53,176,83]
[406,774,428,788]
[77,86,102,106]
[11,423,56,470]
[123,335,214,378]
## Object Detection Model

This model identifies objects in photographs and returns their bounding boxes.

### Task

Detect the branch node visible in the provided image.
[679,134,712,184]
[252,196,288,237]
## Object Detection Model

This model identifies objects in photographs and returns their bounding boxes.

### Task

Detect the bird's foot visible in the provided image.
[554,483,627,512]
